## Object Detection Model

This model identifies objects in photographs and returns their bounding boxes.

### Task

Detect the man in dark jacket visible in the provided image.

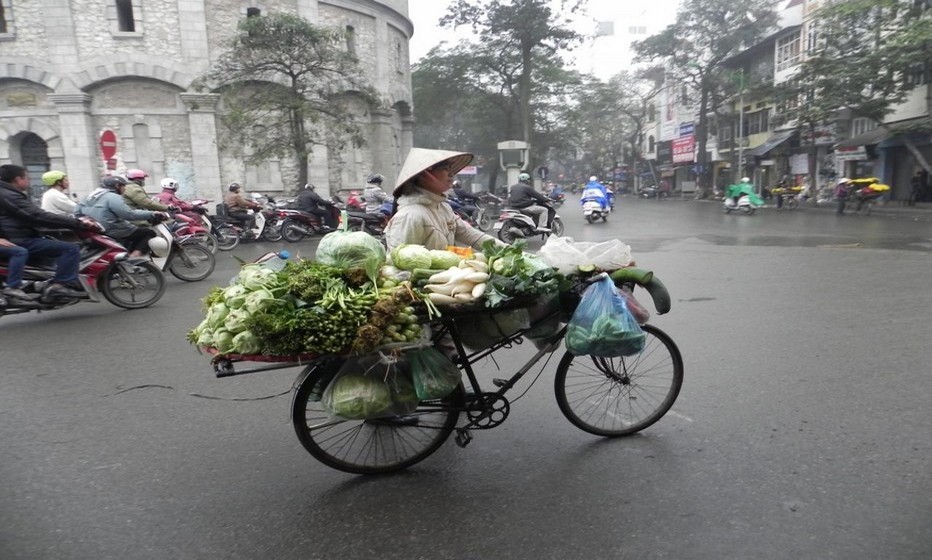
[507,172,554,230]
[0,165,99,299]
[296,184,337,229]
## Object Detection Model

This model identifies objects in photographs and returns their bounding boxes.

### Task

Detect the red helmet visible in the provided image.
[126,169,148,180]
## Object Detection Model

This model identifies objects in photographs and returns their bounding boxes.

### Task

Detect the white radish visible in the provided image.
[450,281,476,296]
[471,282,487,299]
[463,272,490,283]
[427,293,458,304]
[453,293,473,302]
[464,260,489,273]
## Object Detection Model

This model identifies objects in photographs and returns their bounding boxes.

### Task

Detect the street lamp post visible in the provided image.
[737,68,745,182]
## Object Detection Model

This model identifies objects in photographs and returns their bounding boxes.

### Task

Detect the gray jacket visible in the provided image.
[76,188,157,239]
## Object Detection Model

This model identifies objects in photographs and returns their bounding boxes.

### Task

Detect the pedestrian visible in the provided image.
[909,170,925,205]
[39,170,77,215]
[834,178,851,215]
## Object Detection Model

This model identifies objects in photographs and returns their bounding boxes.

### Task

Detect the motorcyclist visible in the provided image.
[223,182,262,230]
[296,183,338,230]
[725,177,764,207]
[154,178,205,221]
[363,174,388,216]
[0,164,102,300]
[452,180,479,219]
[506,172,554,230]
[39,170,77,216]
[123,169,171,212]
[580,175,610,211]
[75,176,168,258]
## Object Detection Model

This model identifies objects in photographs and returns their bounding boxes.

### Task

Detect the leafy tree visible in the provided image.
[788,0,932,174]
[440,0,587,152]
[196,13,377,187]
[634,0,778,197]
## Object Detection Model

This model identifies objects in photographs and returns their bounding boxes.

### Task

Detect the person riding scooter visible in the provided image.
[580,175,610,211]
[507,172,554,231]
[223,182,262,231]
[296,183,338,230]
[452,180,480,219]
[75,176,168,258]
[725,177,764,207]
[363,174,389,217]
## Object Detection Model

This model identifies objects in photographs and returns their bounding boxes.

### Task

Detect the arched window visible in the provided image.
[346,25,356,57]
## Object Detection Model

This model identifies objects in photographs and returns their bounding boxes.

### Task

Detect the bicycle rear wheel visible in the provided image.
[554,324,683,437]
[292,363,464,474]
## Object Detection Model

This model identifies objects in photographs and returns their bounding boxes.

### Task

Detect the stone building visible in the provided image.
[0,0,414,202]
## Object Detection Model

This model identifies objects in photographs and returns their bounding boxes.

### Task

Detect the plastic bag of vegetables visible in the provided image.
[321,353,418,419]
[565,274,645,357]
[453,308,530,352]
[407,347,461,400]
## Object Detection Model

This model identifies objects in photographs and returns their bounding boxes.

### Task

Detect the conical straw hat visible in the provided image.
[393,148,473,197]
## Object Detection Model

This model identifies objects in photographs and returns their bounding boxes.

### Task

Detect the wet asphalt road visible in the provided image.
[2,196,930,560]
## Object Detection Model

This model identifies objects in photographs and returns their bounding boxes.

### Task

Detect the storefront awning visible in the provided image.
[746,130,795,157]
[835,117,930,148]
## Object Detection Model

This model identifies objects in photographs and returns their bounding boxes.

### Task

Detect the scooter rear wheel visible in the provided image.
[281,218,306,243]
[551,218,565,236]
[497,221,520,244]
[99,261,166,309]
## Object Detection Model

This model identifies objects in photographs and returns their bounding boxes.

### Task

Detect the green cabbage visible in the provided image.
[316,231,386,272]
[325,373,394,419]
[224,284,248,309]
[238,265,279,291]
[213,330,235,354]
[196,328,214,348]
[390,244,432,271]
[224,308,249,334]
[428,250,461,270]
[231,330,262,355]
[244,289,277,314]
[205,302,229,329]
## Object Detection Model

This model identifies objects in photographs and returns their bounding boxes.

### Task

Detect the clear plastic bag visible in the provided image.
[407,347,461,400]
[618,285,650,325]
[321,352,418,419]
[565,275,645,357]
[539,236,633,276]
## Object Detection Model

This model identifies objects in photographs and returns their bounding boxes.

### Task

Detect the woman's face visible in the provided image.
[417,163,453,195]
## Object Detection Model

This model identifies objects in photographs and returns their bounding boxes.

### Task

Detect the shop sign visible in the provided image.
[679,122,694,137]
[657,140,673,165]
[672,135,695,163]
[834,146,868,162]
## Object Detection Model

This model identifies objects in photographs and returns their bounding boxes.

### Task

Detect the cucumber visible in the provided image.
[609,267,654,286]
[643,276,671,315]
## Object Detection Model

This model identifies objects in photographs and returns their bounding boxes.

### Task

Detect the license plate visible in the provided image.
[493,222,503,230]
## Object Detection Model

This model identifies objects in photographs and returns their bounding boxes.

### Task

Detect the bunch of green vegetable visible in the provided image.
[480,239,568,308]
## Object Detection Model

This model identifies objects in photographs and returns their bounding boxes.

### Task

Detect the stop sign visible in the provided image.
[99,130,117,160]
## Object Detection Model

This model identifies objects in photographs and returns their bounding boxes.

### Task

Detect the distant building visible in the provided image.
[0,1,414,201]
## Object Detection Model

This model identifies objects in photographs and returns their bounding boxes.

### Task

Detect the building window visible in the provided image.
[742,109,770,136]
[627,26,646,35]
[116,0,135,31]
[776,33,800,72]
[851,118,877,137]
[0,0,14,36]
[648,136,655,153]
[805,21,820,54]
[246,7,261,17]
[395,41,403,72]
[346,25,356,57]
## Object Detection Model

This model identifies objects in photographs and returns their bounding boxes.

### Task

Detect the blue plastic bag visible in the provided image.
[565,275,645,357]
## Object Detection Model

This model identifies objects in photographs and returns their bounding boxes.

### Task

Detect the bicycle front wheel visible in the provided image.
[292,363,464,474]
[554,324,683,437]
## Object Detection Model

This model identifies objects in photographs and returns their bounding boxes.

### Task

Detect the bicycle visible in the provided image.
[210,277,683,475]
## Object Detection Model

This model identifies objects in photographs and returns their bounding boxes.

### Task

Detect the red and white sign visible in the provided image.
[99,130,118,160]
[458,165,478,176]
[672,135,695,164]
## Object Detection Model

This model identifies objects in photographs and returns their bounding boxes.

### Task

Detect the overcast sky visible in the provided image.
[407,0,681,76]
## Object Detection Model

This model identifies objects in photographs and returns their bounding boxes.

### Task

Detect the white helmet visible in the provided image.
[148,236,170,257]
[160,178,178,191]
[741,177,751,183]
[589,176,598,182]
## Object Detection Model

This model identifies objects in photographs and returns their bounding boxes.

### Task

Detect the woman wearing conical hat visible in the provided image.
[384,148,501,251]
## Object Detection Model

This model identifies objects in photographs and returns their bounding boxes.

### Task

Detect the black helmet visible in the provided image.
[228,182,241,192]
[101,176,128,191]
[366,173,384,185]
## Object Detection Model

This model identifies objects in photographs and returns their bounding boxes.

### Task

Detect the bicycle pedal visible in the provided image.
[454,429,472,448]
[492,378,508,388]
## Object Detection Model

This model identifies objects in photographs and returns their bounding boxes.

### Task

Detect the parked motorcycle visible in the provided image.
[0,227,166,317]
[346,200,391,238]
[494,205,564,244]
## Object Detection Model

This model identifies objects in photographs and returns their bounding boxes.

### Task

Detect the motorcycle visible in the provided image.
[475,191,504,231]
[149,219,216,282]
[548,191,566,208]
[582,198,611,223]
[640,185,670,199]
[171,211,218,254]
[0,226,166,317]
[345,191,366,212]
[346,200,391,238]
[214,204,283,244]
[279,200,341,242]
[723,195,758,215]
[494,205,564,244]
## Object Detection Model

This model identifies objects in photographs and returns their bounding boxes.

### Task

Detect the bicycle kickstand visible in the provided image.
[454,428,473,448]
